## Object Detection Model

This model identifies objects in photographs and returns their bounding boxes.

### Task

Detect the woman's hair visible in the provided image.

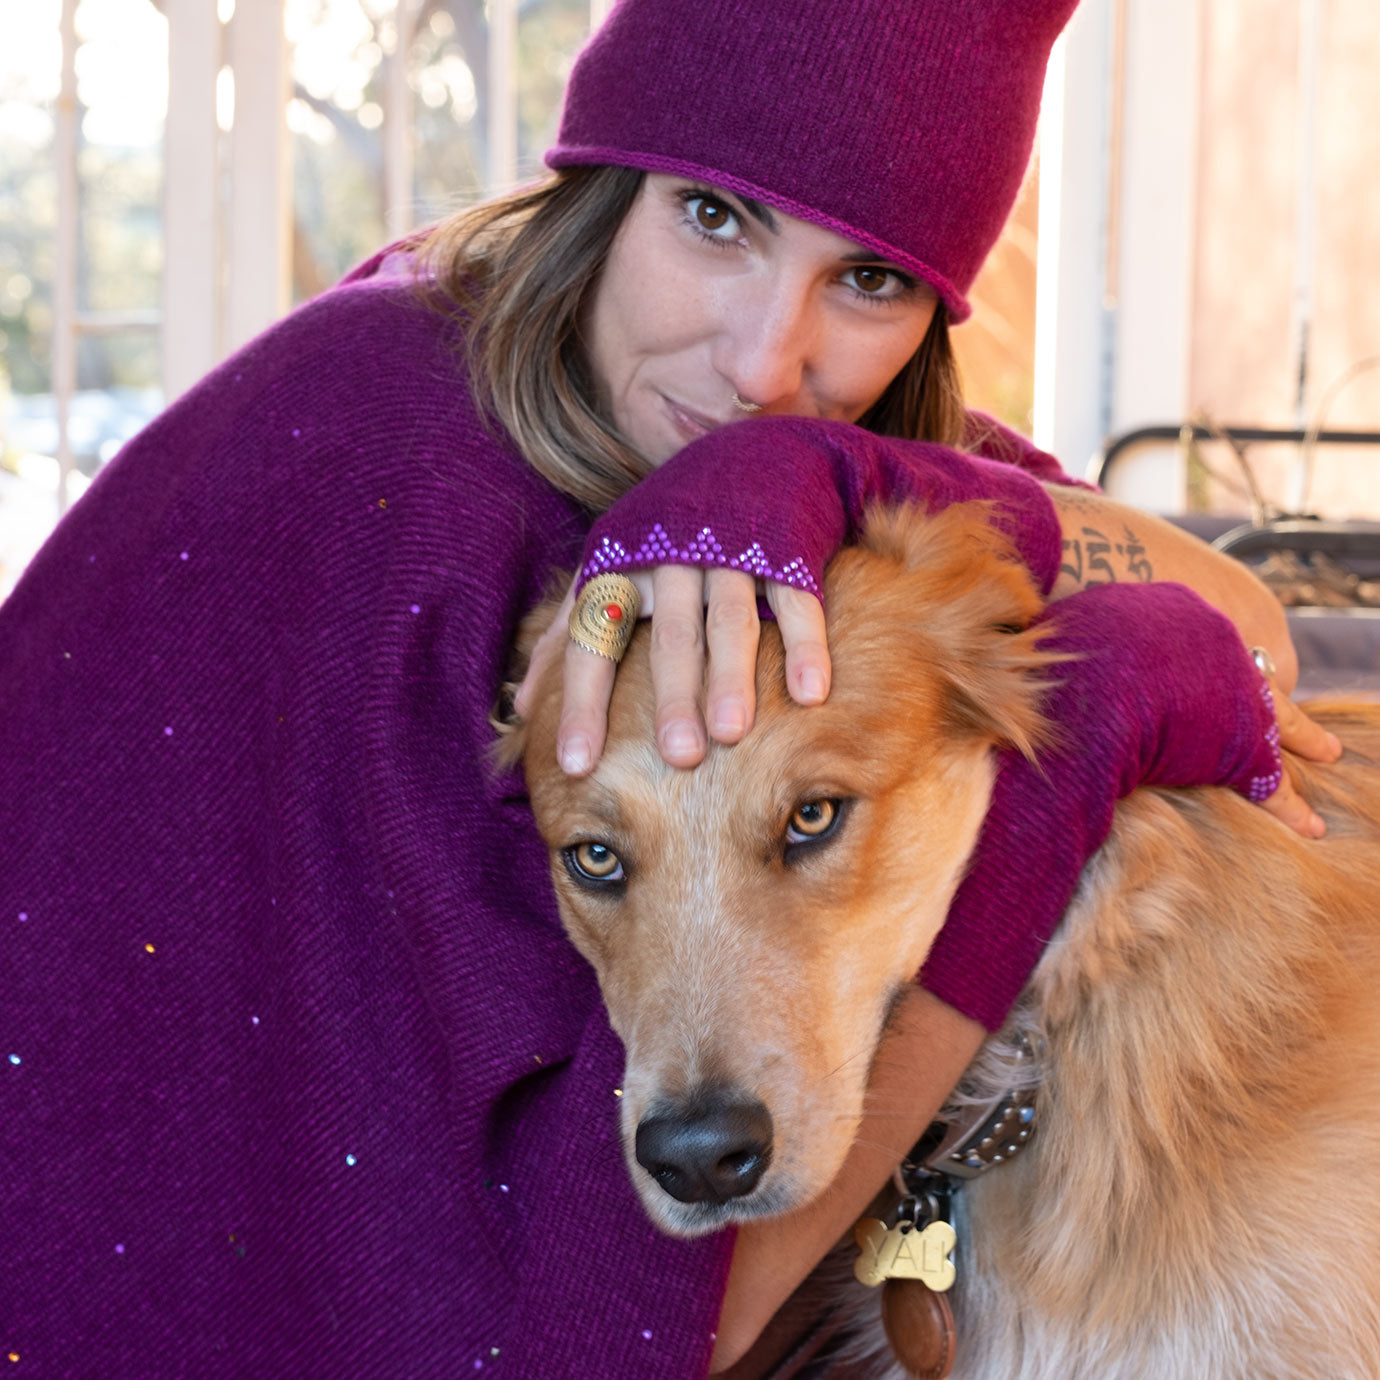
[420,166,968,512]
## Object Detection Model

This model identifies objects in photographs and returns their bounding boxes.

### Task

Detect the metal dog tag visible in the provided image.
[852,1217,957,1291]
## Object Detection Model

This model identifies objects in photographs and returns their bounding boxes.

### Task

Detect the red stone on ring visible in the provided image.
[603,604,624,622]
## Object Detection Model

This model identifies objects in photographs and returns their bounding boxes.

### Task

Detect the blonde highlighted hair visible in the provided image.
[420,166,968,512]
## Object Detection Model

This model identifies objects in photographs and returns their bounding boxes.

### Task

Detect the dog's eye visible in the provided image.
[565,841,625,885]
[786,799,840,843]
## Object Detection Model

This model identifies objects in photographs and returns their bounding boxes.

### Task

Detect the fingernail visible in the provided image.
[560,736,592,776]
[711,697,746,739]
[1310,811,1326,839]
[661,719,702,762]
[799,668,826,703]
[1326,732,1343,758]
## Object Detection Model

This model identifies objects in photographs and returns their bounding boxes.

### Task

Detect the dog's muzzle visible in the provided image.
[635,1089,773,1204]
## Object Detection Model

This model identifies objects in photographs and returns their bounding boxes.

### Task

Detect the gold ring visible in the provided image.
[731,392,763,414]
[568,573,642,662]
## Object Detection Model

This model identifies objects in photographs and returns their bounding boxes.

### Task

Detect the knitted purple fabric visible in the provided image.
[0,273,734,1376]
[548,0,1079,320]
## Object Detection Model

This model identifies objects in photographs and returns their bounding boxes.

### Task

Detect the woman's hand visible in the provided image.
[515,415,1066,775]
[513,567,830,775]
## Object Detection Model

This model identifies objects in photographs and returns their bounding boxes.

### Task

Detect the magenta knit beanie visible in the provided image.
[547,0,1078,322]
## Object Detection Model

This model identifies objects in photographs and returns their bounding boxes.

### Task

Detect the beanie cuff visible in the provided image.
[546,144,972,323]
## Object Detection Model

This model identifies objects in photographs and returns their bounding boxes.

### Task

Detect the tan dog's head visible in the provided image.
[513,503,1056,1236]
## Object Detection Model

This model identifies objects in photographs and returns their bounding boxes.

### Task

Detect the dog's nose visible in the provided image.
[635,1093,773,1203]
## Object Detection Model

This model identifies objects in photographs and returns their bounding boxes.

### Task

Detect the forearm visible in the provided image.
[1046,486,1296,692]
[580,418,1065,602]
[709,988,985,1373]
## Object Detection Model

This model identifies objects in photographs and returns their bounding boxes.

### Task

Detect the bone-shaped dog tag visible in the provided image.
[853,1217,957,1292]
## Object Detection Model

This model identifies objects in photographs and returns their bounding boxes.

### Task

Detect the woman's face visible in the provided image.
[585,174,940,466]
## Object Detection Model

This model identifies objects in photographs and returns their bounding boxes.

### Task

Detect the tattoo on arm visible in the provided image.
[1120,528,1154,582]
[1060,524,1155,587]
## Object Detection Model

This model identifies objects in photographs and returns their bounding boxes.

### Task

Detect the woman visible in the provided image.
[0,0,1333,1375]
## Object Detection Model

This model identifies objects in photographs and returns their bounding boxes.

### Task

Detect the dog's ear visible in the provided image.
[488,685,528,769]
[831,503,1066,761]
[490,576,570,770]
[511,576,571,681]
[936,618,1066,763]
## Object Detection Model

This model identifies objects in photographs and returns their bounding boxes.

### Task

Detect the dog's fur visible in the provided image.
[513,503,1380,1378]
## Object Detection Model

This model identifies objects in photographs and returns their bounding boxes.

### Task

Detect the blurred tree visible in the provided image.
[2,0,162,409]
[288,0,589,298]
[0,131,54,398]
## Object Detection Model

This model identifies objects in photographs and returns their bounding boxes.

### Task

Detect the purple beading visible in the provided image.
[579,523,820,595]
[1246,680,1284,803]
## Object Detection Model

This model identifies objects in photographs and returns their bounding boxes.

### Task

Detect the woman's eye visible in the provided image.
[566,841,625,884]
[686,195,739,239]
[786,799,840,844]
[842,265,904,299]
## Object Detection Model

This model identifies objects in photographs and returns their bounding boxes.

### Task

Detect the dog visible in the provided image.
[512,502,1380,1378]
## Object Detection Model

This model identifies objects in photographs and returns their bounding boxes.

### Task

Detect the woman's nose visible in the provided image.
[715,284,817,411]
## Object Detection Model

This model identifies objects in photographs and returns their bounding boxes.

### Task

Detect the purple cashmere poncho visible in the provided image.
[1,267,1069,1376]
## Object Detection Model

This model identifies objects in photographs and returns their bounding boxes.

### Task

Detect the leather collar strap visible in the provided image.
[906,1032,1038,1185]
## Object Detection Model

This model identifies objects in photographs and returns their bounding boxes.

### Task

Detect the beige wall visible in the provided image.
[954,0,1380,518]
[954,162,1041,439]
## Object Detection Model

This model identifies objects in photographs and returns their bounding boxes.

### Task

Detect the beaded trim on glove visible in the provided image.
[1245,680,1284,803]
[581,523,821,595]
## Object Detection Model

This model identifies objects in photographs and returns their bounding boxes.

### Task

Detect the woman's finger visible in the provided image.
[1257,768,1326,839]
[1254,678,1340,838]
[556,637,617,776]
[527,571,655,776]
[1272,684,1343,763]
[649,565,710,768]
[766,583,830,706]
[704,569,761,743]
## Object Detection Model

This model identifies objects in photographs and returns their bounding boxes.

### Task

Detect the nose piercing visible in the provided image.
[731,392,764,414]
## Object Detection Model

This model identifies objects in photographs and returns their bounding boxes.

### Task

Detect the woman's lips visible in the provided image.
[663,396,724,444]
